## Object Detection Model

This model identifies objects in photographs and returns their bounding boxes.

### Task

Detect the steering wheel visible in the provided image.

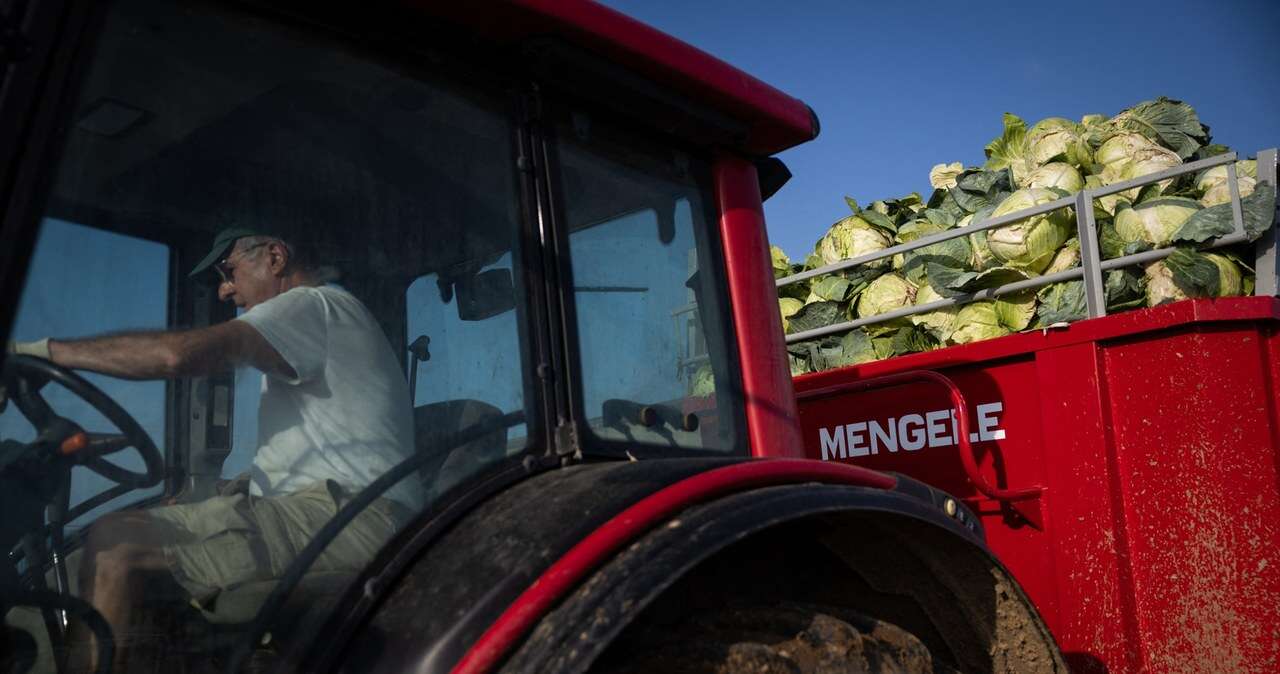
[2,354,163,489]
[0,354,156,674]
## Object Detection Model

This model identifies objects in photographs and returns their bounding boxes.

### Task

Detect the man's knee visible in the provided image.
[81,511,171,578]
[90,541,167,580]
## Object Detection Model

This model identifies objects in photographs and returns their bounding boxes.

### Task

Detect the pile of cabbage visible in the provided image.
[778,97,1276,375]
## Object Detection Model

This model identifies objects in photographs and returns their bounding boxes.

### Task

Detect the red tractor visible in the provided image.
[3,1,1068,672]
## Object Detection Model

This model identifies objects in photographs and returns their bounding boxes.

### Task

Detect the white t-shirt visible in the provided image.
[237,285,424,511]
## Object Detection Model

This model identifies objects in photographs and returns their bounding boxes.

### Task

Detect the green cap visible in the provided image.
[189,227,262,277]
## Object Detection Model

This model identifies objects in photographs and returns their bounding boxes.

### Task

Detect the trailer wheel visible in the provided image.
[593,602,956,674]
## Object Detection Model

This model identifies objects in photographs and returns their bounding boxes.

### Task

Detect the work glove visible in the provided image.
[5,338,51,360]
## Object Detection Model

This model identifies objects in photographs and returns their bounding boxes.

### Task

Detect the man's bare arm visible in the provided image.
[48,322,296,381]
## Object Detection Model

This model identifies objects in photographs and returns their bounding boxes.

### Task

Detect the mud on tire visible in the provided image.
[594,602,957,674]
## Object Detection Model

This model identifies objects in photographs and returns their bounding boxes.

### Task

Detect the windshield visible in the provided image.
[0,0,533,670]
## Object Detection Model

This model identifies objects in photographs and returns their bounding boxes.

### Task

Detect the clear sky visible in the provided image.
[599,0,1280,262]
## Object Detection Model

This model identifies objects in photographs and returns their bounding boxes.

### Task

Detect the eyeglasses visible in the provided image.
[214,242,269,284]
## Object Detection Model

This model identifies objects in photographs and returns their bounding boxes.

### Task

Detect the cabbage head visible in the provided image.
[968,230,1001,271]
[986,187,1074,273]
[1098,97,1208,160]
[930,162,965,189]
[1144,261,1181,307]
[775,246,811,300]
[788,353,812,376]
[1195,160,1257,190]
[1025,162,1084,194]
[1085,174,1132,217]
[1144,251,1242,306]
[961,212,1003,271]
[1198,161,1259,208]
[816,215,893,267]
[779,297,804,333]
[690,365,716,397]
[856,273,918,335]
[894,218,939,244]
[1195,161,1258,207]
[948,292,1036,345]
[1095,132,1163,168]
[895,218,971,285]
[870,193,926,219]
[1201,176,1257,207]
[1026,117,1092,168]
[1080,113,1107,135]
[1119,146,1182,189]
[770,245,792,279]
[983,113,1034,186]
[1099,139,1182,201]
[1045,238,1080,274]
[910,284,956,341]
[1114,197,1201,248]
[889,218,927,277]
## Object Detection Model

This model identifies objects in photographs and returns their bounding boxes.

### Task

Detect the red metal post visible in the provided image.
[714,154,804,458]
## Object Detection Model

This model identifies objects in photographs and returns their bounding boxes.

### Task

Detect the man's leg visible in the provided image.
[66,510,179,673]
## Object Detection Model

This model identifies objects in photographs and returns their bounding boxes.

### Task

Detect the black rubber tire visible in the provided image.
[593,601,958,674]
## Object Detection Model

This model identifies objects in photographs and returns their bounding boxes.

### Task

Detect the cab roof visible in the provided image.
[428,0,820,156]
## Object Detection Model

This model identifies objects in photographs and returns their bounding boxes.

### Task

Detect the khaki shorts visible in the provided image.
[148,480,411,603]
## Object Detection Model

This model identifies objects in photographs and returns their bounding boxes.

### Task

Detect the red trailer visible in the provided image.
[789,152,1280,672]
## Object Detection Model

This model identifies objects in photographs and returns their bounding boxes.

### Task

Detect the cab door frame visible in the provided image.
[0,1,191,511]
[0,0,105,341]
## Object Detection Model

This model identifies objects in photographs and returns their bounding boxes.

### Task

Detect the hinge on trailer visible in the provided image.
[0,10,32,64]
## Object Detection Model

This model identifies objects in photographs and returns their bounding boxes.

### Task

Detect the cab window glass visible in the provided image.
[554,112,743,455]
[0,219,169,529]
[404,253,528,501]
[0,0,530,670]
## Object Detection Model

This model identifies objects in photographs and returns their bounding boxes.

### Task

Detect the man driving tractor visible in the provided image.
[6,228,422,671]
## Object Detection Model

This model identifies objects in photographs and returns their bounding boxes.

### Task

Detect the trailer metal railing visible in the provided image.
[778,148,1279,345]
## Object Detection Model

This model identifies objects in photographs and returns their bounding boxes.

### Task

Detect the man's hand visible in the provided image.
[6,338,51,360]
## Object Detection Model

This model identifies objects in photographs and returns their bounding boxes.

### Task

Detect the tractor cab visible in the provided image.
[1,0,760,670]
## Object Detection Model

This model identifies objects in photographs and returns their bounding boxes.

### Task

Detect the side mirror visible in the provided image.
[455,268,515,321]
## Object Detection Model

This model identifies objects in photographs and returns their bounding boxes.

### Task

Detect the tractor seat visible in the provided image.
[413,399,508,499]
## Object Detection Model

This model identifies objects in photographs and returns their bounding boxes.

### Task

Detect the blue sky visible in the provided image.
[0,220,168,526]
[599,0,1280,261]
